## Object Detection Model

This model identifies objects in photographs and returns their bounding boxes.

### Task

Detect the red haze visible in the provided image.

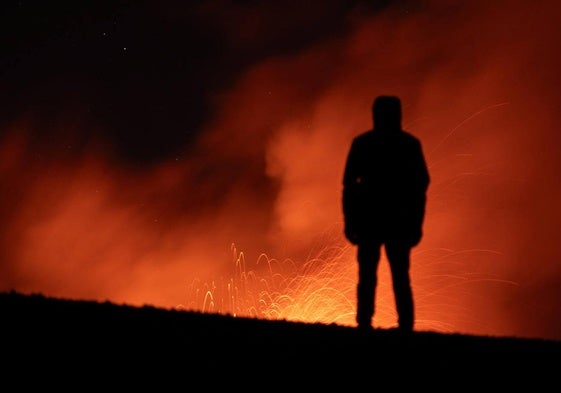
[1,0,561,340]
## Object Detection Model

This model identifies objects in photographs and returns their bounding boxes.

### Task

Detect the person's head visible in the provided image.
[372,95,402,131]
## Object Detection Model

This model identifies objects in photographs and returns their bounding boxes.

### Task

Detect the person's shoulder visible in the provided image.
[400,130,422,145]
[353,130,375,143]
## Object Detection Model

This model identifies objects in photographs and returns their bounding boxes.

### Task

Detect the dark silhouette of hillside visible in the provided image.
[2,290,559,389]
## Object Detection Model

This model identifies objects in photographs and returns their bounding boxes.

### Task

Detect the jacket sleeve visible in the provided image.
[342,139,361,244]
[408,140,430,246]
[417,141,430,192]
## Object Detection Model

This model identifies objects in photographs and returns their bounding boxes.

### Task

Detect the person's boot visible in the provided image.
[356,284,374,330]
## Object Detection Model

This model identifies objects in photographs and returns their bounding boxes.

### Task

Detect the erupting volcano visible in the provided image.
[1,0,561,341]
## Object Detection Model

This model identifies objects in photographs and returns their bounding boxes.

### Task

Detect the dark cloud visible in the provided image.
[0,0,389,164]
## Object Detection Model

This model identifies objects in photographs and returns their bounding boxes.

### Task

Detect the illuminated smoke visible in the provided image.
[1,0,561,340]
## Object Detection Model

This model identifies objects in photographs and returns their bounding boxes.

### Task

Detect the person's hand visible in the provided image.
[408,229,423,247]
[344,227,359,245]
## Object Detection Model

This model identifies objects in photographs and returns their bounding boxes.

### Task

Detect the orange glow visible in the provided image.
[2,0,561,341]
[180,239,516,335]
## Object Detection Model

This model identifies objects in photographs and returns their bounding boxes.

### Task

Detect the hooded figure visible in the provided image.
[342,95,430,330]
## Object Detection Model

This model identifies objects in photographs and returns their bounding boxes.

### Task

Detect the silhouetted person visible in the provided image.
[342,95,430,331]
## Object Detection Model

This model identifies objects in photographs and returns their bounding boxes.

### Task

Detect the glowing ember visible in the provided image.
[179,238,516,335]
[179,242,357,325]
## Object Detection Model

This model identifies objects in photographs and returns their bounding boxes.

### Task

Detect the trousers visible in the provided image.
[356,239,414,330]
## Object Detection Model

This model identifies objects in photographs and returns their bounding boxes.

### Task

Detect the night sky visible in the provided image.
[1,0,391,163]
[2,0,561,341]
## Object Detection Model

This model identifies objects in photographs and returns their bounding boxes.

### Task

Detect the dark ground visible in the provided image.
[2,290,560,389]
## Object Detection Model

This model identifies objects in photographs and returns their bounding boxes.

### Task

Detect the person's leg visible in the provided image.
[385,241,414,331]
[356,241,381,328]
